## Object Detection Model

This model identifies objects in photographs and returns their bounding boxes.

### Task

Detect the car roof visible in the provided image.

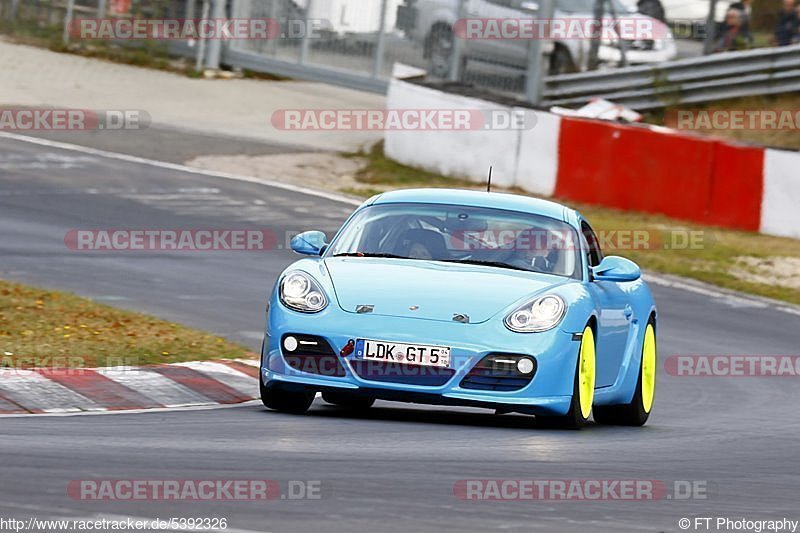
[368,188,575,223]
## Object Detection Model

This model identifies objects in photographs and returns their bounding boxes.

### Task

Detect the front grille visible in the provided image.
[460,354,537,392]
[350,360,455,386]
[282,334,346,377]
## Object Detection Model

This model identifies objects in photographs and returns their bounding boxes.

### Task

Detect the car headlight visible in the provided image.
[279,271,328,313]
[504,295,566,333]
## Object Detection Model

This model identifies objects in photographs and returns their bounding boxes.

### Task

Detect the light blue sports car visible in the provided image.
[261,189,657,428]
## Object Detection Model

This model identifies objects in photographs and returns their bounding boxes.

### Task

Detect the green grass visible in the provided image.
[0,279,252,369]
[342,143,800,306]
[644,93,800,151]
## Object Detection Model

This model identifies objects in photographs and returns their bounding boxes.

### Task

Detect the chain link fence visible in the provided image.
[2,0,691,105]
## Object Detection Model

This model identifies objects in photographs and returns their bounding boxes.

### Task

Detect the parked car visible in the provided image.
[618,0,732,23]
[261,189,658,429]
[396,0,677,76]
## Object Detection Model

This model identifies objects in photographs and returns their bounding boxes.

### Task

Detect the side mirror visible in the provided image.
[290,231,327,256]
[592,256,641,282]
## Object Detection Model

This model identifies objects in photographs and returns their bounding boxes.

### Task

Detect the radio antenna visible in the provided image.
[486,166,493,193]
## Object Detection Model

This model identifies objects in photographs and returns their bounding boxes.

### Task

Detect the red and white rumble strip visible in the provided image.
[0,359,259,415]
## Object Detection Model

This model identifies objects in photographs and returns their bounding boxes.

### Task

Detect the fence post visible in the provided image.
[196,0,210,71]
[703,0,719,54]
[448,0,466,81]
[62,0,75,45]
[97,0,106,18]
[525,0,556,104]
[372,0,389,78]
[267,0,278,55]
[204,0,226,70]
[299,0,314,65]
[587,0,604,70]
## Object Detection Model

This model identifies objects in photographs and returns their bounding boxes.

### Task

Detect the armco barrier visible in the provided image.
[384,78,800,239]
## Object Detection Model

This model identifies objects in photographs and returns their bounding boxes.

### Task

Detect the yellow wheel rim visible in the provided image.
[578,326,596,420]
[641,324,656,413]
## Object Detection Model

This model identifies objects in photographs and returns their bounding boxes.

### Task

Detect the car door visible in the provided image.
[467,0,531,67]
[581,220,633,388]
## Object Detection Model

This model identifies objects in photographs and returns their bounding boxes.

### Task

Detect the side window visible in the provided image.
[581,221,603,267]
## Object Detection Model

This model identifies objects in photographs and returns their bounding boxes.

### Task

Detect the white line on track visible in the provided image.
[645,273,800,316]
[0,131,362,206]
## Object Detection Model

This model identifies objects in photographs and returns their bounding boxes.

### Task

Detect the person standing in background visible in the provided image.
[772,0,799,45]
[729,0,755,43]
[714,8,750,51]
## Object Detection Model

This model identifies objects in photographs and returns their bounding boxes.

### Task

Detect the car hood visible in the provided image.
[323,257,571,323]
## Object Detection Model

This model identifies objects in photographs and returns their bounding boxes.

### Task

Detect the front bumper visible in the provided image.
[597,42,677,65]
[263,302,580,416]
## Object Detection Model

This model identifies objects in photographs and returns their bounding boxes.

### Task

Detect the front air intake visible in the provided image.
[460,354,537,392]
[281,334,346,377]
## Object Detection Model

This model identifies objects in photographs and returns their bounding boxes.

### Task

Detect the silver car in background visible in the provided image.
[397,0,677,76]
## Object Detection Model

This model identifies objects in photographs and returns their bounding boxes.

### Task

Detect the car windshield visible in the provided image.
[557,0,633,14]
[326,202,581,279]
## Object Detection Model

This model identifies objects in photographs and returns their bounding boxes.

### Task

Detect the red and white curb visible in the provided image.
[0,359,261,415]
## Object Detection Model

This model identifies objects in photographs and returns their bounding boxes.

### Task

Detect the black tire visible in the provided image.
[548,45,577,76]
[593,318,656,427]
[536,362,588,430]
[428,25,454,78]
[260,371,315,414]
[322,391,375,410]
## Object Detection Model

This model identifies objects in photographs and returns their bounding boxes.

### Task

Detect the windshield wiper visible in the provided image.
[332,252,410,259]
[439,258,532,272]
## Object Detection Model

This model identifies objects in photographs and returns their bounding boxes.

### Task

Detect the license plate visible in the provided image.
[354,339,451,368]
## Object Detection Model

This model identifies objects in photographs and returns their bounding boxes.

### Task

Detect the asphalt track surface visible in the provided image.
[1,130,799,533]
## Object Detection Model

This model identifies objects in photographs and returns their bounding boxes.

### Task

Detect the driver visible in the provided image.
[505,228,560,272]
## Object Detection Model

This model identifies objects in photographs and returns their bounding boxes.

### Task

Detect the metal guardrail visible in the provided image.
[6,0,799,109]
[542,44,800,110]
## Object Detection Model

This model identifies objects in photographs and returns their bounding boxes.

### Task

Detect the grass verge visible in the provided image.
[0,279,252,369]
[343,143,800,306]
[645,93,800,151]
